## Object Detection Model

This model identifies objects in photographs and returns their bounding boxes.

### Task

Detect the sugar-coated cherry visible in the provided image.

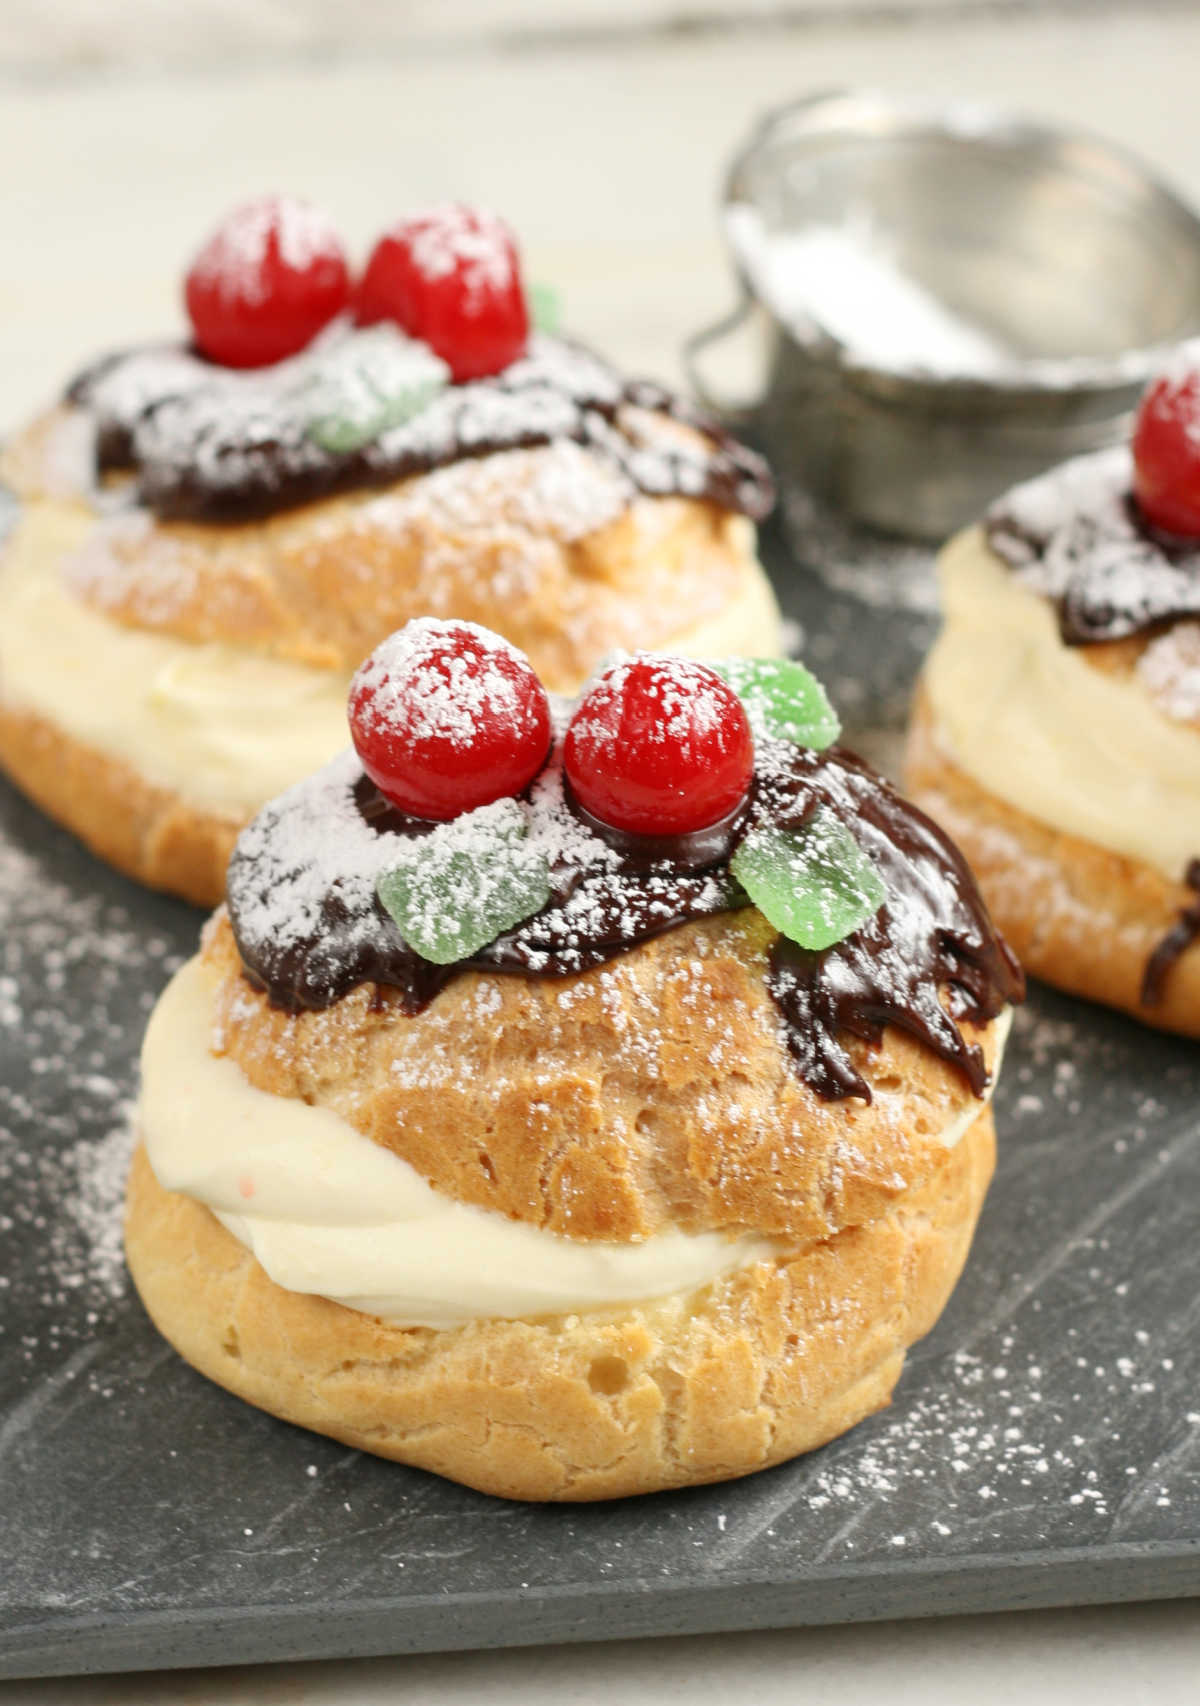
[355,205,529,383]
[348,620,551,821]
[185,195,351,369]
[1132,361,1200,538]
[564,657,754,836]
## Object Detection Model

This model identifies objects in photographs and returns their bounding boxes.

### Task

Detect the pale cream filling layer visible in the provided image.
[139,956,1005,1329]
[0,500,780,818]
[0,502,350,814]
[923,528,1200,882]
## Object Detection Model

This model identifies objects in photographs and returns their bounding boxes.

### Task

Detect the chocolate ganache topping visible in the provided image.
[986,446,1200,646]
[1141,859,1200,1007]
[227,736,1024,1103]
[65,329,774,526]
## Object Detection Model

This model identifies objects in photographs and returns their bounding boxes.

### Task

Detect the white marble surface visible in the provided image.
[1,4,1198,1698]
[0,0,1151,76]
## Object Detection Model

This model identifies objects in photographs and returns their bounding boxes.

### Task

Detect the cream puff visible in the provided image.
[126,620,1022,1501]
[0,197,779,907]
[906,354,1200,1034]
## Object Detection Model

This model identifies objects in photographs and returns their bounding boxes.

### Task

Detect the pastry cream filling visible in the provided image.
[0,500,779,817]
[140,956,1005,1329]
[924,528,1200,882]
[0,502,350,815]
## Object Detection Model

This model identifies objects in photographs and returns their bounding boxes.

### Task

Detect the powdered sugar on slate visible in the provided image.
[781,484,940,617]
[0,811,183,1328]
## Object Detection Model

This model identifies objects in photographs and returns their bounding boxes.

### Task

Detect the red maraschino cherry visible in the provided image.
[1132,359,1200,538]
[185,194,351,369]
[564,657,754,836]
[348,620,551,821]
[356,205,529,383]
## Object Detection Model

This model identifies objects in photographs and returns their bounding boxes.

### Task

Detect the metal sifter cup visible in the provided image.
[687,90,1200,540]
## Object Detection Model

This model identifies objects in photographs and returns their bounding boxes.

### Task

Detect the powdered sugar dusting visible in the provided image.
[1145,340,1200,437]
[38,409,101,501]
[988,446,1132,576]
[191,195,343,305]
[66,330,773,526]
[399,204,518,302]
[377,798,546,961]
[72,345,209,438]
[364,438,634,545]
[569,656,732,755]
[987,445,1200,646]
[793,1329,1191,1553]
[783,485,940,616]
[51,1110,138,1303]
[726,205,1013,379]
[302,326,450,452]
[227,750,394,976]
[1137,621,1200,723]
[352,619,534,752]
[227,739,627,997]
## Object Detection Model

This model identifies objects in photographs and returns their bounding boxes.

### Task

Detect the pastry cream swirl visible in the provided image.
[923,528,1200,881]
[139,956,1005,1329]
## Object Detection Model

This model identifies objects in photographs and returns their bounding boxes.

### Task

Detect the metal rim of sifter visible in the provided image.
[686,87,1200,413]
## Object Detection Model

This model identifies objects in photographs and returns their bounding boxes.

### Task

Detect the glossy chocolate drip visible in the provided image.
[565,783,750,873]
[987,488,1200,646]
[1141,858,1200,1007]
[761,749,1025,1100]
[227,743,1023,1102]
[65,333,774,526]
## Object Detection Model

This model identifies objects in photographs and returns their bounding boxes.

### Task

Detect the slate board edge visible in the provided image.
[4,1543,1199,1680]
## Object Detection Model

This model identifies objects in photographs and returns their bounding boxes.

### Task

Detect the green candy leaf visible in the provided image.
[712,656,840,750]
[376,798,551,966]
[301,326,450,454]
[731,807,885,952]
[528,281,563,335]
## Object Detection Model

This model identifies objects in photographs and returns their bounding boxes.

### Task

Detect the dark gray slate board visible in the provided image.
[1,520,1198,1681]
